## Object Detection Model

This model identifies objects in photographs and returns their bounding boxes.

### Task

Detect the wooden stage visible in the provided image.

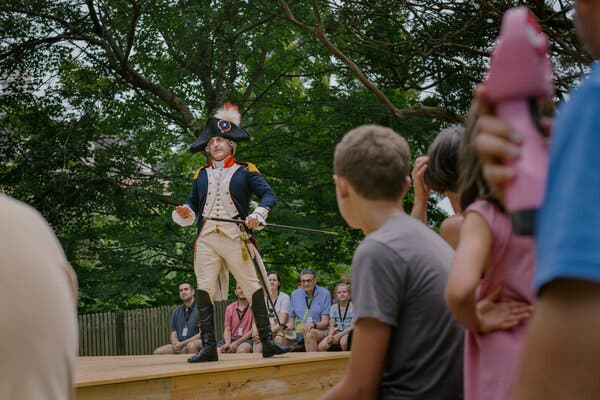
[75,351,350,399]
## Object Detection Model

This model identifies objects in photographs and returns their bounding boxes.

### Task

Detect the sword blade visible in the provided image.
[205,216,338,236]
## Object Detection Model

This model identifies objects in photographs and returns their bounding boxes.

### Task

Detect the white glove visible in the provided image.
[172,205,196,227]
[246,206,268,230]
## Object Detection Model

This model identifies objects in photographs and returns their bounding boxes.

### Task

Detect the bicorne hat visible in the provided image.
[190,103,252,153]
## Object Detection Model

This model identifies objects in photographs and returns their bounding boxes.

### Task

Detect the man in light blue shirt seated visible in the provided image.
[287,269,331,351]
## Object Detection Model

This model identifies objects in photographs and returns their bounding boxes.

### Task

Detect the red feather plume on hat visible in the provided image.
[189,102,251,153]
[214,102,241,126]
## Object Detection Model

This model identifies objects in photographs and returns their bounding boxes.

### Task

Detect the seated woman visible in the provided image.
[253,271,294,352]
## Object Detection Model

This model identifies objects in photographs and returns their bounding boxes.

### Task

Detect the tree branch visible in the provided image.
[278,0,461,123]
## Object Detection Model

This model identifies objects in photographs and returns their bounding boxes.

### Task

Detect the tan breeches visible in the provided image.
[193,232,269,304]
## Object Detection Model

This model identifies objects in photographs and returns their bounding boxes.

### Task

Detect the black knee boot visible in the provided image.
[252,288,293,358]
[187,290,218,363]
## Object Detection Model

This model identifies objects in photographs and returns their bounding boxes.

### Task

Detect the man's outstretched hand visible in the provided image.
[175,205,193,218]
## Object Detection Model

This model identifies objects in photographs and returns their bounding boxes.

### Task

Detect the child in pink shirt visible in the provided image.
[446,108,536,400]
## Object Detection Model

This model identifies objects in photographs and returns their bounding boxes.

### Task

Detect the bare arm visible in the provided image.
[441,212,531,331]
[410,156,430,223]
[170,331,178,345]
[303,314,329,335]
[332,322,355,345]
[230,328,253,352]
[170,330,184,352]
[439,215,463,250]
[321,318,391,399]
[286,315,296,331]
[325,316,338,345]
[272,311,289,334]
[221,326,232,352]
[180,332,201,346]
[315,314,330,331]
[335,323,354,340]
[236,327,254,343]
[277,311,289,326]
[327,316,336,336]
[445,212,492,333]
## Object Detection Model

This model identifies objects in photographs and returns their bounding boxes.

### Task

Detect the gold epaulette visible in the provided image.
[238,161,260,173]
[193,165,208,180]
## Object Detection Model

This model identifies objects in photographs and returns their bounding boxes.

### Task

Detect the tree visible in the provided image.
[0,0,364,310]
[278,0,588,109]
[0,0,588,311]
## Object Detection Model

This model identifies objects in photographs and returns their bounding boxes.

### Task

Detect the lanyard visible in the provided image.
[301,294,314,322]
[267,295,278,321]
[305,293,314,309]
[236,304,249,322]
[184,306,192,323]
[269,295,278,313]
[296,292,314,332]
[337,302,349,325]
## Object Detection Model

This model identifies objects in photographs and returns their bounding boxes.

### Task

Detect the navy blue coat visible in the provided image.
[184,161,276,233]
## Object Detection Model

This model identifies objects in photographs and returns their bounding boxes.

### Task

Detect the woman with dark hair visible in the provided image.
[254,272,293,351]
[410,124,464,249]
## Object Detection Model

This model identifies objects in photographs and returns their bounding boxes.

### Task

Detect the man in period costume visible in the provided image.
[173,103,292,362]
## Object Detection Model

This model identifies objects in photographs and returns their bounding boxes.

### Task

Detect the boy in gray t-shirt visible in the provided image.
[323,125,463,399]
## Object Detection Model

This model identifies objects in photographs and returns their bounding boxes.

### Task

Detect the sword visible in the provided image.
[239,234,299,345]
[204,216,338,236]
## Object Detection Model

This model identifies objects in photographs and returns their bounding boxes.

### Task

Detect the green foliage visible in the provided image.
[0,0,586,311]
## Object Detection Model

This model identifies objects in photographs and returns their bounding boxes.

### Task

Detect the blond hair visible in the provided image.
[335,282,351,294]
[334,125,410,200]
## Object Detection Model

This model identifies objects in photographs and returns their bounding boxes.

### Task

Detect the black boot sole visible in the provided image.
[187,349,218,363]
[262,343,293,358]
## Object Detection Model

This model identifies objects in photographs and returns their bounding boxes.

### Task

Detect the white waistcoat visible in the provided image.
[201,164,242,239]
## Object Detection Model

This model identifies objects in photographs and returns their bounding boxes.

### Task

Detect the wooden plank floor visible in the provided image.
[76,352,350,399]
